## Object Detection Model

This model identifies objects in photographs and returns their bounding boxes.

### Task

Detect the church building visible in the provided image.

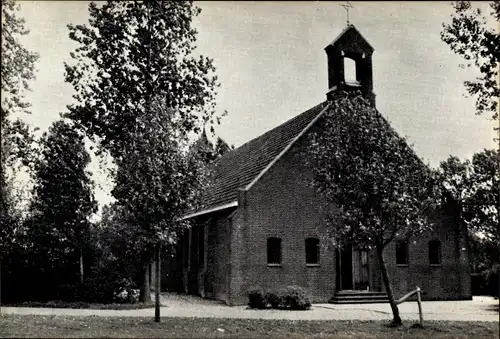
[168,25,472,306]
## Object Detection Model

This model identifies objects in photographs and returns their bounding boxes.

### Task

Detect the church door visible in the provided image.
[336,244,353,290]
[336,244,370,291]
[352,249,370,290]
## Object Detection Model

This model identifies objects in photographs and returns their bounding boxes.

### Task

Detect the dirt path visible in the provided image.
[2,295,498,322]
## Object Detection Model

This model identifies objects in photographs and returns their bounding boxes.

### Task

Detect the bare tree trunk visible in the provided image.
[79,247,84,283]
[154,244,161,322]
[376,244,402,326]
[0,261,2,315]
[139,262,151,302]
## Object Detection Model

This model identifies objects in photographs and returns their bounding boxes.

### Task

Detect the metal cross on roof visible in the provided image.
[339,1,354,26]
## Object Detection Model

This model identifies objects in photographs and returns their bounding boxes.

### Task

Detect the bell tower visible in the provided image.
[325,24,376,107]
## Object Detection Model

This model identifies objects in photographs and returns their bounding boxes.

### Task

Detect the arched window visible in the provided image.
[267,237,282,265]
[305,238,320,265]
[428,240,442,265]
[344,57,358,85]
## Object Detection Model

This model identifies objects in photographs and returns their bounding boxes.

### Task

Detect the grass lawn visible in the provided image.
[0,315,498,338]
[4,300,159,310]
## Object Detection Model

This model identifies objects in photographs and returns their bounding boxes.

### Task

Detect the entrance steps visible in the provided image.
[329,290,389,304]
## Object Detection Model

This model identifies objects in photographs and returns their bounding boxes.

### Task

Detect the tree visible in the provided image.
[469,149,499,243]
[111,97,209,304]
[29,120,97,283]
[95,203,144,300]
[439,150,499,297]
[441,1,500,137]
[439,151,499,243]
[98,203,143,274]
[190,129,217,164]
[64,0,220,160]
[64,1,223,305]
[1,0,39,118]
[469,232,498,273]
[306,93,439,325]
[214,136,233,158]
[439,150,499,244]
[1,0,39,260]
[190,130,233,164]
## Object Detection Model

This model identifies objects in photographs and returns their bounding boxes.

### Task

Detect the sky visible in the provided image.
[15,1,497,209]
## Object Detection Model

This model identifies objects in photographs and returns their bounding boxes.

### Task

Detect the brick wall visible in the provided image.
[223,125,470,305]
[227,132,336,305]
[204,210,234,303]
[379,202,471,301]
[203,121,471,305]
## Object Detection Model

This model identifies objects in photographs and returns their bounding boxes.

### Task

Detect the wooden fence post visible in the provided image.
[416,286,423,327]
[395,286,424,327]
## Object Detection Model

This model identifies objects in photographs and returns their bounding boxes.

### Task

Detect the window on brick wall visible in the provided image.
[395,240,409,265]
[267,237,282,265]
[305,238,320,265]
[428,240,442,265]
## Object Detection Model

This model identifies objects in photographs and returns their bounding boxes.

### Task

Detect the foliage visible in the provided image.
[0,168,20,260]
[64,0,221,160]
[98,203,144,268]
[113,284,139,304]
[27,120,97,280]
[248,286,312,310]
[96,203,144,292]
[441,1,500,122]
[469,233,499,273]
[471,264,499,297]
[190,130,217,164]
[247,286,266,309]
[7,300,154,310]
[468,231,498,297]
[1,0,39,118]
[2,118,98,304]
[214,136,234,158]
[278,286,312,310]
[110,97,210,253]
[64,0,224,302]
[439,149,499,244]
[468,149,499,242]
[306,92,440,325]
[58,273,137,304]
[307,93,439,250]
[190,130,234,165]
[264,290,281,309]
[1,0,38,261]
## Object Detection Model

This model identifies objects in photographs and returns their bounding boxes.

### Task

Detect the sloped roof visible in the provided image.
[325,24,374,52]
[186,101,328,218]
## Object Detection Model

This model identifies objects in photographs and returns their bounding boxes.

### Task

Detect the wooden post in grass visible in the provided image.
[154,244,161,322]
[395,286,424,327]
[416,286,423,327]
[0,261,2,315]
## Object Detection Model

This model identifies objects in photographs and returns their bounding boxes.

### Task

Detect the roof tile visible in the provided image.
[197,101,328,212]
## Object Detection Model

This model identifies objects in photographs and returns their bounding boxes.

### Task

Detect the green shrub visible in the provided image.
[472,265,500,297]
[113,278,139,303]
[265,290,281,309]
[279,285,311,310]
[247,286,266,309]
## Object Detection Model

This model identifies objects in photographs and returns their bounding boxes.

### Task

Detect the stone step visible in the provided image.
[329,290,389,304]
[336,290,387,297]
[333,294,389,300]
[329,298,389,304]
